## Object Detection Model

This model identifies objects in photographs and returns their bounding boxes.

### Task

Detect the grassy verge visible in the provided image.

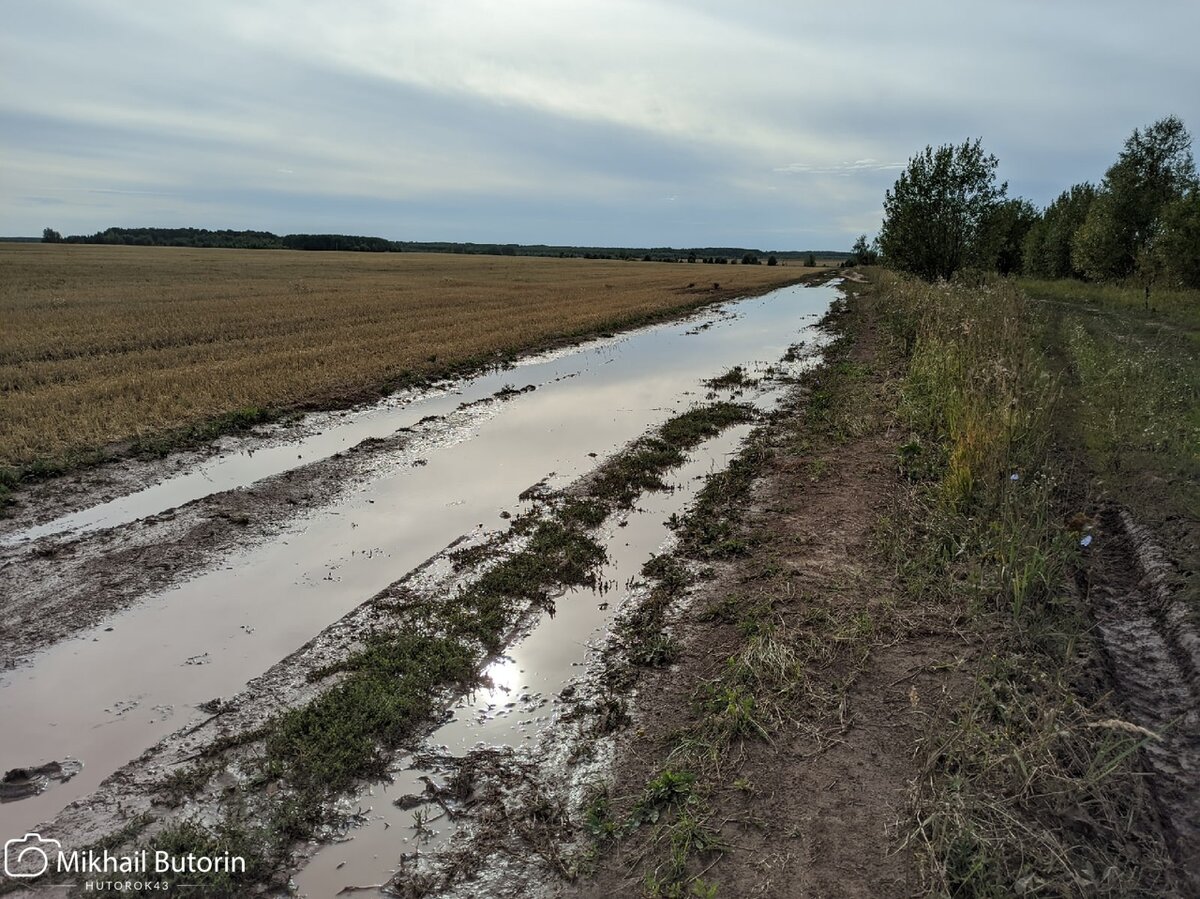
[878,272,1177,895]
[1023,277,1200,625]
[1021,277,1200,329]
[64,401,763,896]
[581,271,1189,896]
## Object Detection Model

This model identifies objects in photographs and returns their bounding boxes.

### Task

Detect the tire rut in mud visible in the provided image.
[1088,507,1200,885]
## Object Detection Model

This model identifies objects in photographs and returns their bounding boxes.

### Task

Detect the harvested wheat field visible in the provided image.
[0,245,810,472]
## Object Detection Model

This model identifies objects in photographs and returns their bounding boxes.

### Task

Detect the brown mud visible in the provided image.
[1087,508,1200,886]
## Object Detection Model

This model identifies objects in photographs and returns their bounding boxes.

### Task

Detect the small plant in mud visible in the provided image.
[585,792,620,842]
[632,769,697,825]
[698,683,769,742]
[410,806,435,839]
[628,632,681,667]
[704,365,756,390]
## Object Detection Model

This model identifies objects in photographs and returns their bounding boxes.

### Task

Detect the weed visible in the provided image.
[632,769,697,825]
[704,365,756,390]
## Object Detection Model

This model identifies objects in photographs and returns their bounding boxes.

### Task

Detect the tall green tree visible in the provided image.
[1152,189,1200,288]
[1022,183,1096,278]
[1073,115,1197,280]
[849,234,878,265]
[878,139,1007,280]
[982,198,1039,275]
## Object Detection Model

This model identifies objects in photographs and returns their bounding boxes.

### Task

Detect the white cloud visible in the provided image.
[1,0,1198,246]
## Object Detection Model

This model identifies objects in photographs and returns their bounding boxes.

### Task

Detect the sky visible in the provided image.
[3,1,1198,250]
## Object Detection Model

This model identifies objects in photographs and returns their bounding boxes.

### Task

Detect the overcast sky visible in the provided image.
[3,1,1198,250]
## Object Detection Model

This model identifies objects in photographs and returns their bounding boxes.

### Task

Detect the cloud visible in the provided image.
[774,160,906,177]
[1,0,1198,247]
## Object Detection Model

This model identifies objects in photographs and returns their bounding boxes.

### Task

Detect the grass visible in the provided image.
[265,634,476,794]
[1028,278,1200,622]
[587,403,756,506]
[874,271,1179,895]
[704,366,756,390]
[0,245,815,480]
[1021,276,1200,330]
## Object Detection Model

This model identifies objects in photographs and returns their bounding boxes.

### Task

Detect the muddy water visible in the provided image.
[293,425,755,898]
[0,282,835,840]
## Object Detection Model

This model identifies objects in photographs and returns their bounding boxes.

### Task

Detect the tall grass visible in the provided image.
[876,271,1174,896]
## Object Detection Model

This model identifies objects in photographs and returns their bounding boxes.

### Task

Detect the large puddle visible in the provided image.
[293,425,755,898]
[0,282,836,842]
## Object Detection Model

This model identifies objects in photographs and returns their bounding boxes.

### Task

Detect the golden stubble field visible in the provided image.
[1,244,815,472]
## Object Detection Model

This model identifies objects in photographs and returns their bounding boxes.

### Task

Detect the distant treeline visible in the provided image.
[37,226,846,264]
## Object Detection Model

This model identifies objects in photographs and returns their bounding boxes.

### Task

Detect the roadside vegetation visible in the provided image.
[879,272,1184,895]
[866,114,1198,295]
[0,247,816,498]
[575,266,1194,896]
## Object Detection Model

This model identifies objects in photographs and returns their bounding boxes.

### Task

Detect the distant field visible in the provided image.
[0,245,816,474]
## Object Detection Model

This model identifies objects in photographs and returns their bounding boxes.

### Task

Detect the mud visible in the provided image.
[0,282,836,866]
[294,426,757,898]
[1089,508,1200,886]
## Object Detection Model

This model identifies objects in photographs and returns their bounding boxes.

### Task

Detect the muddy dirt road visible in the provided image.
[0,281,837,885]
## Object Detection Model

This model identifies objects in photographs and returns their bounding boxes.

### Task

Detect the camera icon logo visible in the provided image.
[4,833,60,879]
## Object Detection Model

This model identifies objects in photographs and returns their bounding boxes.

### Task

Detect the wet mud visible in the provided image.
[294,427,755,898]
[0,282,836,875]
[1089,508,1200,886]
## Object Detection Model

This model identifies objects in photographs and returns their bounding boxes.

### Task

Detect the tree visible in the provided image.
[849,235,877,266]
[981,198,1039,275]
[1023,183,1096,278]
[767,255,779,266]
[42,228,62,243]
[1073,115,1197,280]
[1152,189,1200,288]
[878,139,1007,280]
[1071,194,1129,281]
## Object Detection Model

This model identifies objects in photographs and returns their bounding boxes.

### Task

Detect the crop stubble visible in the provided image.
[0,245,810,472]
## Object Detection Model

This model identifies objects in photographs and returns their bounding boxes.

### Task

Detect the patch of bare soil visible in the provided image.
[0,426,410,665]
[568,294,975,897]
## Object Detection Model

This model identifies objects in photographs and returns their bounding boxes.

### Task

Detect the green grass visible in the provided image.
[1021,277,1200,330]
[875,271,1177,896]
[588,402,756,506]
[266,634,476,794]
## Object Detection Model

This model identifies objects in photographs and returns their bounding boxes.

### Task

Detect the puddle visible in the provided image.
[0,282,836,839]
[293,426,755,898]
[3,289,814,548]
